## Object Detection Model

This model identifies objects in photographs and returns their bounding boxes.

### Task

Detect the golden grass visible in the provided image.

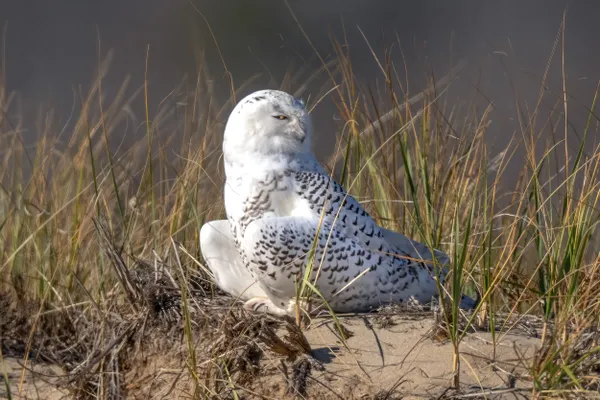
[1,21,600,398]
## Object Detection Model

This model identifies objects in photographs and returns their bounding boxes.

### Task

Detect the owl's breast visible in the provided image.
[226,170,309,238]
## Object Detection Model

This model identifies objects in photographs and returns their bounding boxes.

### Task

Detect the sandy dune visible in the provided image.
[2,311,541,399]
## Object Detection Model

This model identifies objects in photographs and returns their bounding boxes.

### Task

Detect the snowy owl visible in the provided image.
[200,89,474,316]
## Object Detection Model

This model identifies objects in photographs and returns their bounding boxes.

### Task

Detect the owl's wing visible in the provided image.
[379,227,450,267]
[295,170,449,270]
[240,215,439,308]
[200,219,269,300]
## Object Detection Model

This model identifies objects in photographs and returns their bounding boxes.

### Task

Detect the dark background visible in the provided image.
[1,0,599,158]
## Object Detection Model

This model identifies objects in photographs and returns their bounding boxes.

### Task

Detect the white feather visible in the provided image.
[200,89,474,316]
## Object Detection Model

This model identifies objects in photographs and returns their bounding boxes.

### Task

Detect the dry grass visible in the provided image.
[2,16,600,399]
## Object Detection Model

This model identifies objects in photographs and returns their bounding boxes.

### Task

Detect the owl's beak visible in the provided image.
[293,128,306,143]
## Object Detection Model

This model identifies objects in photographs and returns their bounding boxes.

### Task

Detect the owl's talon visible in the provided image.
[244,297,290,316]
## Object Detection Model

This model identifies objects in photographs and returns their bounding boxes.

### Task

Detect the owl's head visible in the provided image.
[223,90,312,160]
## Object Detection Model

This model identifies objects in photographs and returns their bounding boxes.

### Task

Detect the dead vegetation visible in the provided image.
[2,12,600,399]
[1,220,319,398]
[0,295,319,398]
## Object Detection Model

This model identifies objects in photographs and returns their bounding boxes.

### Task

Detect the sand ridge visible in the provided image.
[1,309,542,399]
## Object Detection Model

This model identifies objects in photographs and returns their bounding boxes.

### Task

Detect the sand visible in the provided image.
[301,316,539,398]
[1,357,67,400]
[1,309,541,399]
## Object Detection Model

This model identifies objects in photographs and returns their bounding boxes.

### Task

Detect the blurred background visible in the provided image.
[1,0,599,157]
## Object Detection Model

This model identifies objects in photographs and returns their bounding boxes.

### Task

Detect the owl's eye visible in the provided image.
[273,115,288,120]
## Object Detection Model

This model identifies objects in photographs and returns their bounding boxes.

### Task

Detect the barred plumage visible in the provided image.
[200,89,474,316]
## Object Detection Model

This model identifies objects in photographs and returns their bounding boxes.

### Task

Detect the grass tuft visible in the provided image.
[2,20,600,397]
